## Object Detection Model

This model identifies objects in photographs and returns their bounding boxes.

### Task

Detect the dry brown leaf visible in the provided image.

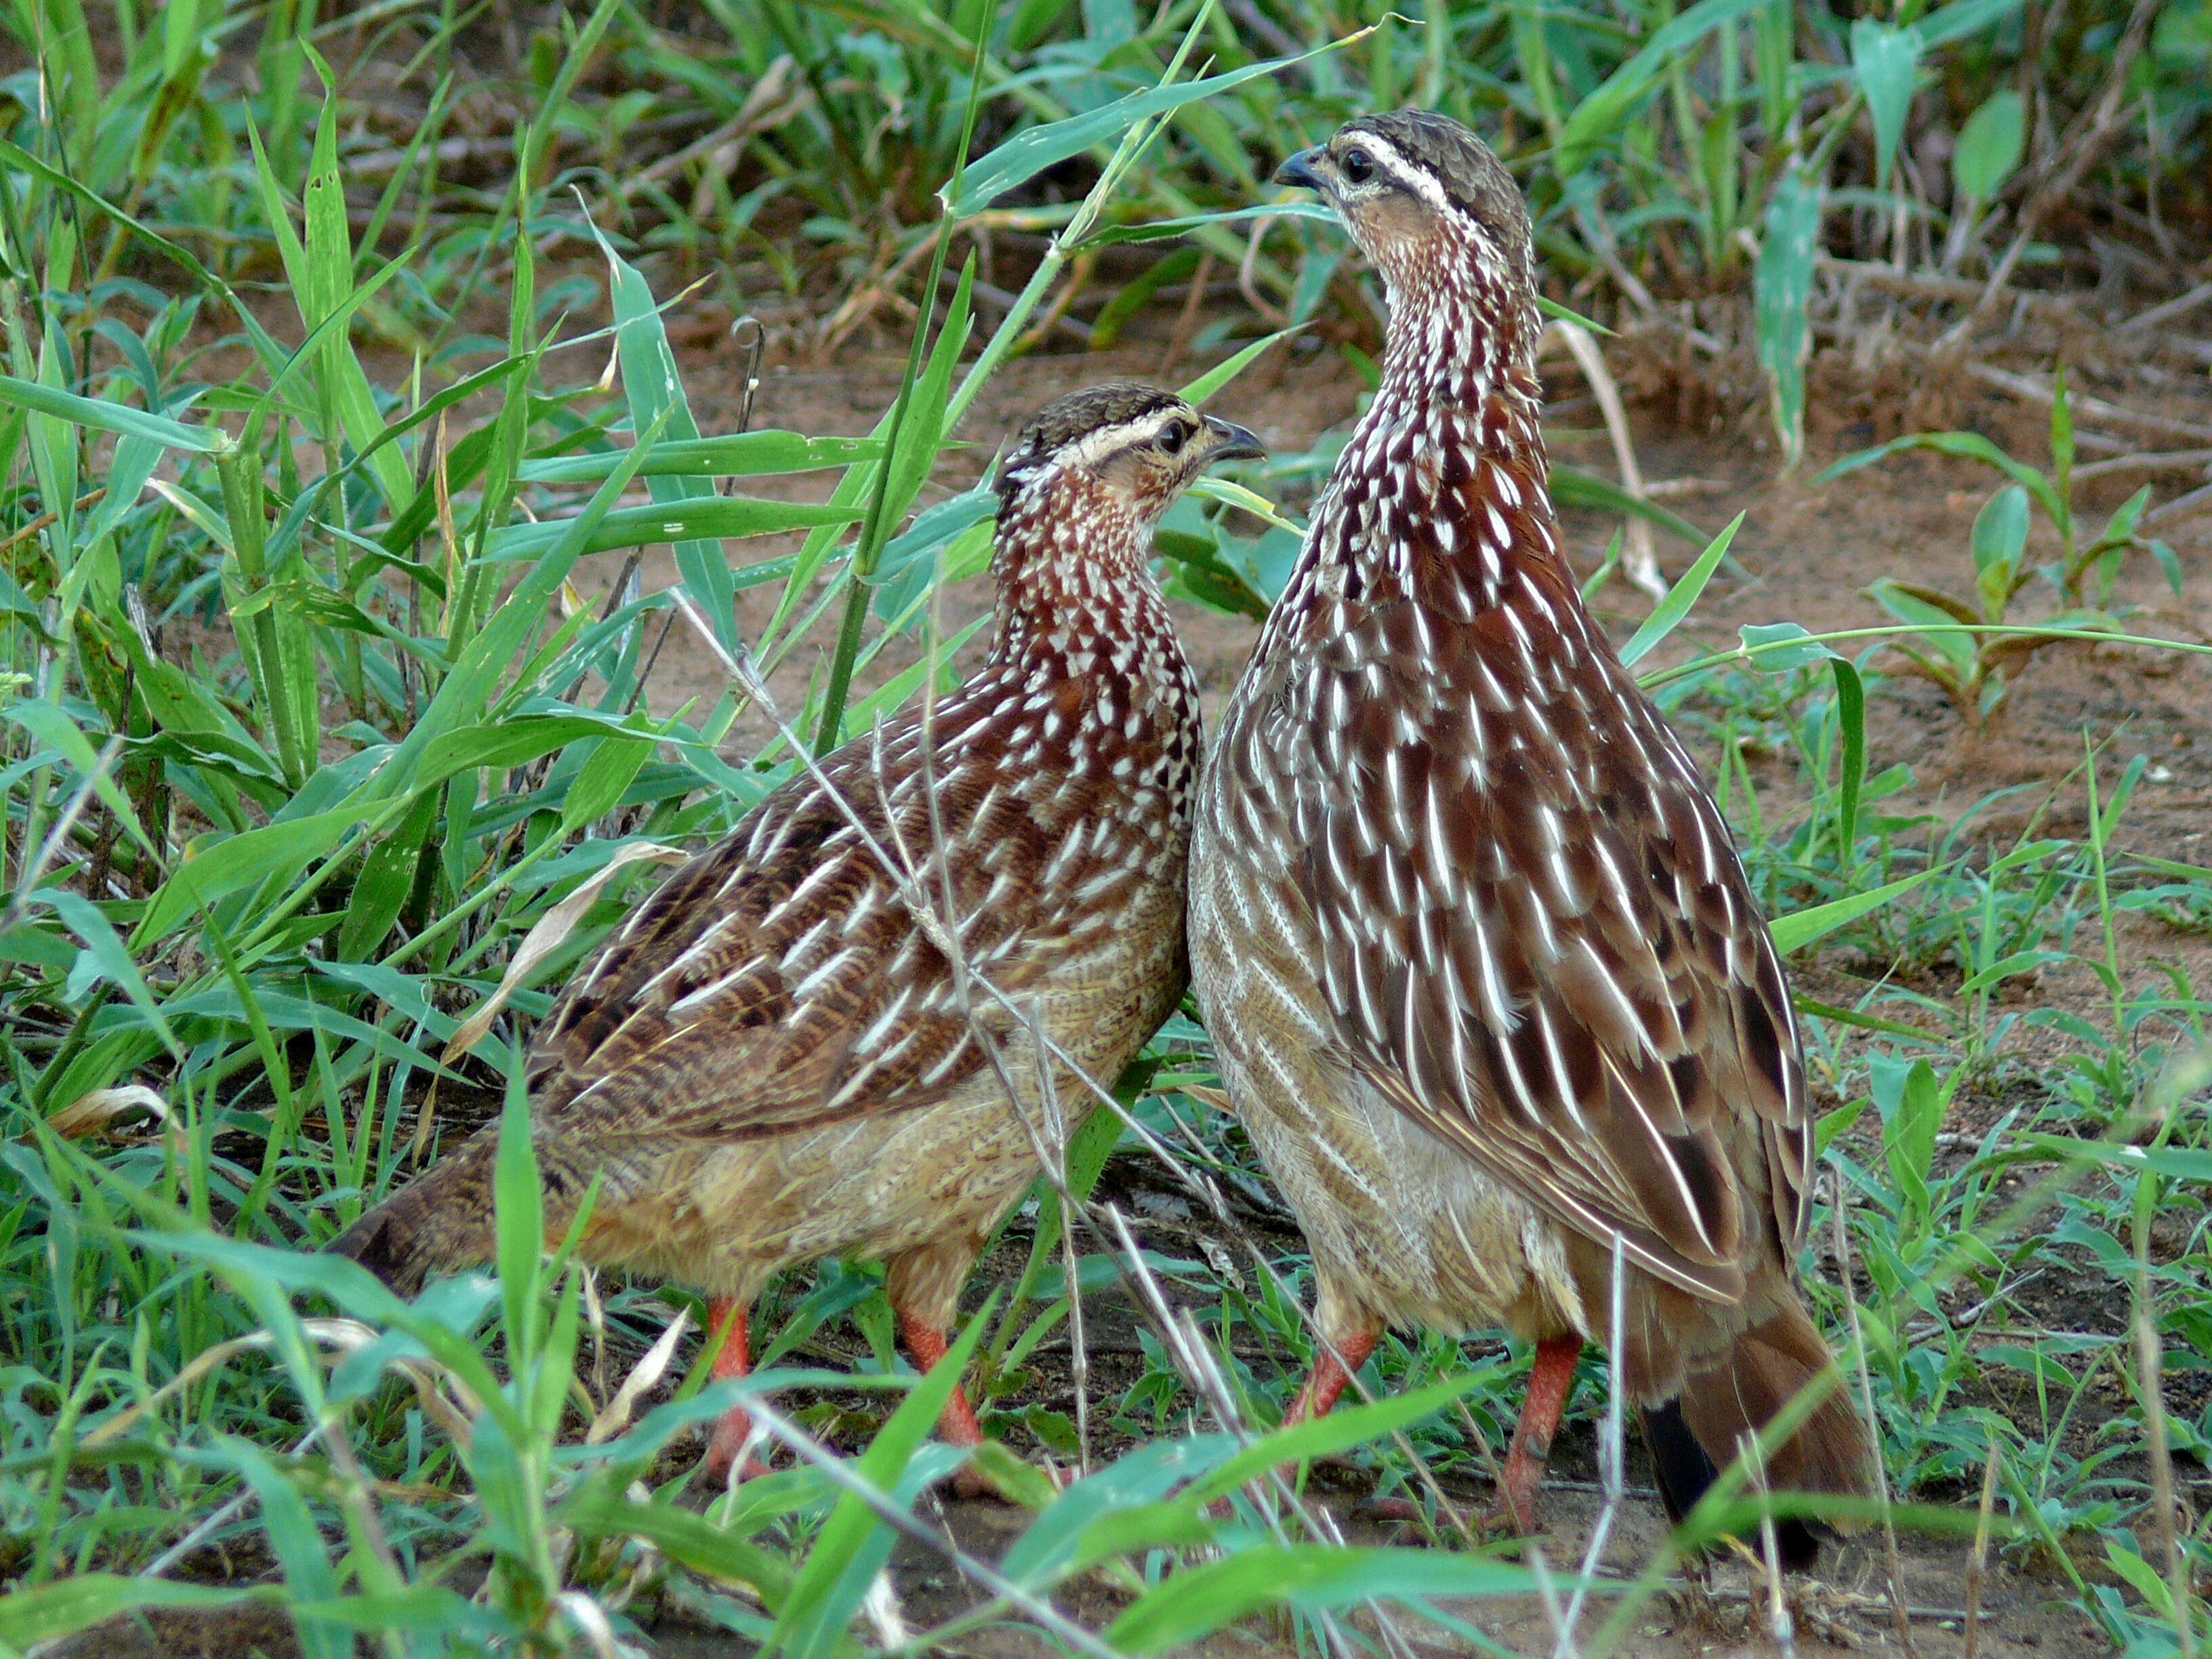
[48,1084,173,1141]
[583,1305,695,1446]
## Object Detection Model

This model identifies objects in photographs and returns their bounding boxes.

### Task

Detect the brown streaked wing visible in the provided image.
[525,683,1082,1145]
[1283,556,1807,1300]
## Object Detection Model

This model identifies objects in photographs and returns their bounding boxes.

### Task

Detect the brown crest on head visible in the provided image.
[994,381,1262,520]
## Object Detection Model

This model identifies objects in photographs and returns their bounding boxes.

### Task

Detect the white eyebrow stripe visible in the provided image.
[1055,405,1182,470]
[1348,132,1448,209]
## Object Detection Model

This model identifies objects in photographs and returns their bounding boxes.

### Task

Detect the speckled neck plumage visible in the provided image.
[990,464,1196,726]
[1263,226,1559,661]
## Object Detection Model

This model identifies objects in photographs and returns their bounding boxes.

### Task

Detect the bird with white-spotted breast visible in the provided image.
[1188,112,1872,1550]
[329,384,1261,1484]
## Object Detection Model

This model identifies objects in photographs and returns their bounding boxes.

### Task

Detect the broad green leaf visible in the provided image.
[336,792,437,962]
[1953,89,2025,203]
[37,890,182,1057]
[1080,201,1339,249]
[2009,1134,2212,1184]
[1918,0,2026,46]
[588,224,733,644]
[2,702,156,857]
[492,1060,543,1368]
[517,432,881,484]
[1737,621,1836,674]
[1820,428,2064,527]
[554,1487,796,1607]
[410,714,654,794]
[1831,656,1866,861]
[136,809,363,946]
[1190,1369,1500,1504]
[998,1435,1240,1586]
[1850,20,1924,191]
[484,497,859,564]
[1755,169,1823,468]
[0,371,216,452]
[949,44,1347,216]
[1971,485,2030,612]
[1868,579,1980,676]
[0,1576,274,1650]
[1551,466,1706,544]
[1107,1546,1545,1655]
[1178,325,1302,407]
[217,1439,352,1659]
[1769,869,1936,955]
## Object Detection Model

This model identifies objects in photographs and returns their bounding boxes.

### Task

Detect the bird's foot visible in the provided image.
[702,1408,775,1486]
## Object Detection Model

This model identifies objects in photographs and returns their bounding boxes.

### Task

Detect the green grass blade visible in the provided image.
[1618,511,1743,666]
[1769,869,1938,955]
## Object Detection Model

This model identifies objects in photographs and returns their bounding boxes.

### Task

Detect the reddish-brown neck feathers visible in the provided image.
[989,465,1159,663]
[1264,224,1560,653]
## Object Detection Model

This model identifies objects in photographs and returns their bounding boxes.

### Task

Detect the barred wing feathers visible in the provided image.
[527,678,1105,1143]
[1250,503,1807,1303]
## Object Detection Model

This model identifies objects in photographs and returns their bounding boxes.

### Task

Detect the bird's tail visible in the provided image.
[1647,1296,1875,1564]
[325,1133,500,1298]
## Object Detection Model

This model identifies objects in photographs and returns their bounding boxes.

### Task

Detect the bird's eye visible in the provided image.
[1340,146,1374,184]
[1158,420,1189,456]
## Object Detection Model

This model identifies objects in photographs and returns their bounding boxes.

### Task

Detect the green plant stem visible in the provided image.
[809,3,996,755]
[214,438,311,791]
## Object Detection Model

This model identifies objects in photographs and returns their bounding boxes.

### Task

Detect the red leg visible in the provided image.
[1285,1327,1382,1425]
[895,1308,986,1448]
[1206,1326,1384,1519]
[702,1298,773,1482]
[896,1308,1001,1498]
[1495,1334,1582,1534]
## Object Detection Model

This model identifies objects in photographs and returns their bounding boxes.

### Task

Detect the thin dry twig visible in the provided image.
[2073,447,2212,480]
[1959,359,2212,446]
[2118,279,2212,338]
[1545,319,1663,598]
[2146,480,2212,527]
[1555,1233,1629,1656]
[2134,1237,2199,1659]
[1742,1433,1797,1659]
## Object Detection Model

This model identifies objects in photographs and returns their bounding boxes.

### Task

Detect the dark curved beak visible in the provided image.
[1273,146,1328,191]
[1202,415,1265,464]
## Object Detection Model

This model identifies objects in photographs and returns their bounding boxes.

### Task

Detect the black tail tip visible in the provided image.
[1645,1398,1821,1571]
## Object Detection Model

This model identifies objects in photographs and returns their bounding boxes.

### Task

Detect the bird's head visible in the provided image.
[1276,112,1536,355]
[994,383,1263,530]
